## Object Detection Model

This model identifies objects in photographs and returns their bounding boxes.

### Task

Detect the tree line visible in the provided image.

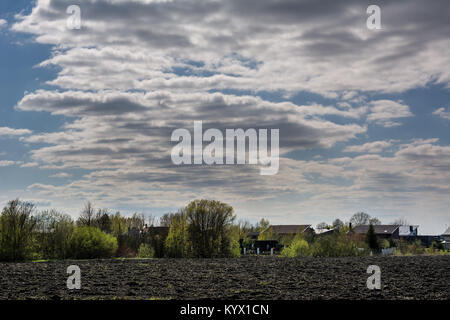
[0,198,246,261]
[1,199,443,262]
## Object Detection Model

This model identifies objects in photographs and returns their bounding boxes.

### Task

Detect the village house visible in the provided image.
[265,224,314,237]
[249,225,314,253]
[350,224,403,240]
[348,224,446,247]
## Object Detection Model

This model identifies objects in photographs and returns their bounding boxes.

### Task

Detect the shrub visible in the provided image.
[311,232,366,257]
[230,240,241,258]
[69,226,118,259]
[281,238,309,257]
[137,243,155,258]
[380,239,390,249]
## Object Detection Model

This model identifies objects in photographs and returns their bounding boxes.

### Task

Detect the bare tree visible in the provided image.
[316,222,329,230]
[392,218,409,225]
[78,201,95,226]
[369,217,382,225]
[160,212,176,227]
[332,219,344,230]
[349,212,371,226]
[350,212,381,226]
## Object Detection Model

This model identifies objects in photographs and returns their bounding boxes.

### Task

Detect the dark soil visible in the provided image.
[0,256,448,300]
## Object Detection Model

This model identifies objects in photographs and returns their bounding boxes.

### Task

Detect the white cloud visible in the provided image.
[366,100,413,127]
[0,19,7,29]
[49,172,72,178]
[432,107,450,120]
[11,0,450,96]
[20,162,39,168]
[0,160,15,167]
[343,141,393,153]
[0,127,32,137]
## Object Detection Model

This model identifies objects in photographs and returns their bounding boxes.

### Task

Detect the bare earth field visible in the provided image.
[0,256,448,300]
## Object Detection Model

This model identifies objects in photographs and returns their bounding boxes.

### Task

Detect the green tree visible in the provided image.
[165,210,190,258]
[0,199,37,261]
[186,199,235,258]
[365,224,380,253]
[35,210,74,259]
[95,209,112,233]
[256,218,270,232]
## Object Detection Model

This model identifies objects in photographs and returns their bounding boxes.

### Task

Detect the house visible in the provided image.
[266,224,314,236]
[253,240,280,252]
[414,235,442,247]
[249,225,313,253]
[350,224,401,240]
[398,225,419,237]
[442,227,450,250]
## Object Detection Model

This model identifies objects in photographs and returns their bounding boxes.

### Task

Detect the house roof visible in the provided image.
[268,225,312,235]
[315,228,335,235]
[442,227,450,236]
[352,225,400,235]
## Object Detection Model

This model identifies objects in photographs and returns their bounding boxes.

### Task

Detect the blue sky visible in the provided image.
[1,0,450,234]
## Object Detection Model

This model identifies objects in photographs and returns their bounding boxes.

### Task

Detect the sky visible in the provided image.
[0,0,449,234]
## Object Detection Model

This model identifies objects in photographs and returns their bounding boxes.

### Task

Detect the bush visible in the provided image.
[395,239,425,255]
[311,232,366,257]
[69,226,118,259]
[230,240,241,258]
[281,238,309,257]
[137,243,155,258]
[380,239,390,249]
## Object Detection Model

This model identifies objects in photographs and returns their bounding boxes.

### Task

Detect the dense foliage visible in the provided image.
[69,226,118,259]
